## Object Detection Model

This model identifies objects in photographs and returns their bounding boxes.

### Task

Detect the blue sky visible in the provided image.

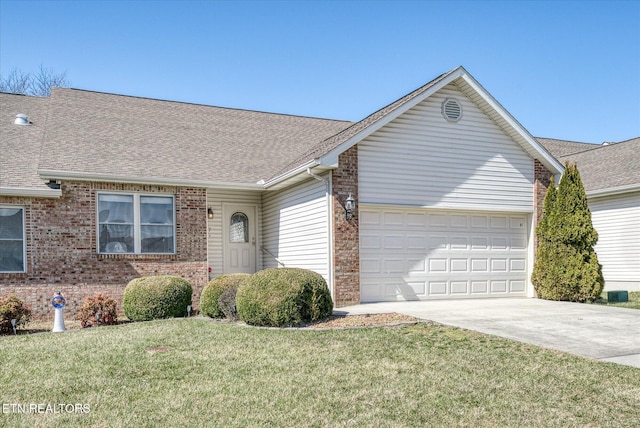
[1,0,639,144]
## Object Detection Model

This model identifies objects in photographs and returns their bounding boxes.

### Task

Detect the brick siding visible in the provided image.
[533,159,553,253]
[0,181,208,318]
[332,146,360,307]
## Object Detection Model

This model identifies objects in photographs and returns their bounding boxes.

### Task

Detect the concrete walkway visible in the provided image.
[335,298,640,369]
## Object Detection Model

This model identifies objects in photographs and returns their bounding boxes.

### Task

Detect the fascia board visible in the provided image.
[587,184,640,198]
[458,72,564,176]
[37,169,263,190]
[317,68,465,166]
[261,160,320,189]
[0,187,62,198]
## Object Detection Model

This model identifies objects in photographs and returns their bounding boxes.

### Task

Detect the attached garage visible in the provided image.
[349,73,555,303]
[360,207,529,301]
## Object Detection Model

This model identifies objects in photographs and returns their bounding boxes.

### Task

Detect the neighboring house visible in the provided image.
[538,137,640,291]
[1,66,565,317]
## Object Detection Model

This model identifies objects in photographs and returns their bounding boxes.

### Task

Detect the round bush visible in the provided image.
[236,268,333,327]
[123,275,193,321]
[200,274,250,318]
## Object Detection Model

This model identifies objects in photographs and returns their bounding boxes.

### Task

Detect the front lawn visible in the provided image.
[1,318,639,427]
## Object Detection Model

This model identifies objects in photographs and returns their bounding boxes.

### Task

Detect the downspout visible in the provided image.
[307,168,335,302]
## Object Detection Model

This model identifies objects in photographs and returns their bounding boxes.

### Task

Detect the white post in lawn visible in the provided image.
[51,292,66,333]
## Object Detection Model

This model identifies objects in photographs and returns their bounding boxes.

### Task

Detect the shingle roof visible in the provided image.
[535,137,598,158]
[0,93,54,194]
[537,137,640,193]
[37,88,352,186]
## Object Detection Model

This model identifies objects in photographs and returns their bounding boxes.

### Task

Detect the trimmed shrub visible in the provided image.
[236,268,333,327]
[76,293,118,328]
[218,287,239,321]
[532,162,604,302]
[200,274,250,319]
[123,275,193,321]
[0,295,31,334]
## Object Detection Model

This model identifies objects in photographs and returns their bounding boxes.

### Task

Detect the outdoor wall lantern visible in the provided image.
[207,208,214,219]
[345,193,356,220]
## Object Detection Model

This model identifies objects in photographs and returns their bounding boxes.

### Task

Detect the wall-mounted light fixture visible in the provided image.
[207,208,214,219]
[345,193,356,220]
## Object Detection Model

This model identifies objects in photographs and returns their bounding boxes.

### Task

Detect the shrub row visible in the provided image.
[2,268,332,332]
[202,268,333,327]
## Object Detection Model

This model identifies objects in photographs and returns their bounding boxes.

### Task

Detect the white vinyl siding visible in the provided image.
[262,176,330,282]
[360,207,529,301]
[590,192,640,288]
[206,189,262,278]
[358,83,534,212]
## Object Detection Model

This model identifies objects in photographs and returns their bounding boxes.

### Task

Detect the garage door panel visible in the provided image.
[360,207,529,301]
[471,259,488,271]
[429,281,447,295]
[450,259,468,272]
[361,258,382,274]
[360,234,381,249]
[491,280,508,293]
[383,234,404,249]
[510,259,526,271]
[510,280,526,292]
[471,281,488,294]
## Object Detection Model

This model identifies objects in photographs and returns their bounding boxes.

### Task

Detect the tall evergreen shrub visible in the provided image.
[531,162,604,301]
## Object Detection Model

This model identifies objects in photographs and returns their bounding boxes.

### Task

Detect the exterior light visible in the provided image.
[207,208,214,219]
[345,193,356,220]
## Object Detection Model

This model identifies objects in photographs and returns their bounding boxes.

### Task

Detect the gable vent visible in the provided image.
[442,98,462,122]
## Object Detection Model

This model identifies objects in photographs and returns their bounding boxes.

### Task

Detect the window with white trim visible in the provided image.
[98,193,175,254]
[0,206,25,272]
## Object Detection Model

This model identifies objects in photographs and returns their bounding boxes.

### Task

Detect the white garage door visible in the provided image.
[360,208,529,301]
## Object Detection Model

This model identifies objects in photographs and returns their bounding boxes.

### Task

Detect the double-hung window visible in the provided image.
[98,193,175,254]
[0,206,25,272]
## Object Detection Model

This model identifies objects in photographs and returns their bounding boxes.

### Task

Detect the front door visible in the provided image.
[223,204,257,274]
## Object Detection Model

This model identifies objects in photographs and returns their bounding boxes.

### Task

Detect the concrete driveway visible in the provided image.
[335,298,640,368]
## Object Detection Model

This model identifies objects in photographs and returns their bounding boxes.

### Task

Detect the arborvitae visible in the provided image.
[531,162,604,302]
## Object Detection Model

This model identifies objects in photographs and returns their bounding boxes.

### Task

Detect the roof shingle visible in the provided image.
[0,93,51,192]
[37,88,352,186]
[537,137,640,192]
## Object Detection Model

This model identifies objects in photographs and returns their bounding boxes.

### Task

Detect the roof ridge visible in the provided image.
[613,136,640,145]
[51,87,352,124]
[535,136,595,145]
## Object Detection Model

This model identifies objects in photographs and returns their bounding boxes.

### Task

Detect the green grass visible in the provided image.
[1,318,639,427]
[594,291,640,309]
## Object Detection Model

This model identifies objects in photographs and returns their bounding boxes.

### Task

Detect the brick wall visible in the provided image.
[332,145,360,307]
[533,159,553,253]
[0,181,208,318]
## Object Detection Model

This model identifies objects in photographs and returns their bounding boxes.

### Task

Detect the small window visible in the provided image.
[229,212,249,243]
[0,207,25,272]
[98,193,175,254]
[442,98,462,122]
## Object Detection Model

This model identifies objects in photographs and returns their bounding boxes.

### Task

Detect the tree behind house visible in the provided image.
[0,65,69,96]
[531,162,604,302]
